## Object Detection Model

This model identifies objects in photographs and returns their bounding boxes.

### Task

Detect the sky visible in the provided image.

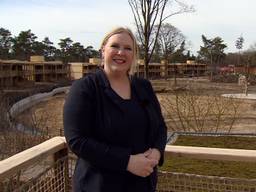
[0,0,255,55]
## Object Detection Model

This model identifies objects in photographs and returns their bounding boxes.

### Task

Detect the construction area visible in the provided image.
[1,77,256,192]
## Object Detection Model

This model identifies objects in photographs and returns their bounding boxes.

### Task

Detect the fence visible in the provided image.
[1,137,256,192]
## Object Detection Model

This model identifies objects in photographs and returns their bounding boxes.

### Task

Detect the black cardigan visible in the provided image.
[64,69,167,192]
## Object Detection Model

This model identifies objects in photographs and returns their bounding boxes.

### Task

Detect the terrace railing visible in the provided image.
[1,136,256,192]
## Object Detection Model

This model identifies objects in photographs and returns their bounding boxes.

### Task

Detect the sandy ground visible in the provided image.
[16,79,256,135]
[157,93,256,134]
[16,95,65,136]
[223,93,256,100]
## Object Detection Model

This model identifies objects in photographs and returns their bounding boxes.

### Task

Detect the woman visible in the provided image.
[64,27,167,192]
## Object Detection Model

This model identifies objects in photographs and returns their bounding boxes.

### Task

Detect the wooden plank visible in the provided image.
[2,139,256,182]
[0,136,66,180]
[165,145,256,162]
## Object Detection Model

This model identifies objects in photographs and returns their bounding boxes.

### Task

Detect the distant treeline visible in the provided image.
[0,27,100,63]
[0,27,256,67]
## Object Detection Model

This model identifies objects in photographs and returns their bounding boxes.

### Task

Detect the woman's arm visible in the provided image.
[145,80,167,166]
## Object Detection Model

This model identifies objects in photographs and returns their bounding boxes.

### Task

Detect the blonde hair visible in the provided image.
[100,27,138,75]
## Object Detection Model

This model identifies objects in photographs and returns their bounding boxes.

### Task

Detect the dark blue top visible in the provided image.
[108,87,149,154]
[108,87,151,191]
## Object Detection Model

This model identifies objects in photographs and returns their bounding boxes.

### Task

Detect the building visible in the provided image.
[0,56,207,87]
[0,60,23,87]
[69,58,207,80]
[69,58,100,80]
[0,56,68,87]
[136,59,207,79]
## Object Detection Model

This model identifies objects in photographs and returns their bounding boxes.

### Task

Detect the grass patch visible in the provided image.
[172,135,256,150]
[160,135,256,179]
[161,156,256,179]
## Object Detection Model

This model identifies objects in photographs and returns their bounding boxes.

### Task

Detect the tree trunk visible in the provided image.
[144,54,149,79]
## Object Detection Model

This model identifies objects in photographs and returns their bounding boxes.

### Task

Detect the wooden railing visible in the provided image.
[1,137,256,191]
[165,145,256,162]
[0,137,67,181]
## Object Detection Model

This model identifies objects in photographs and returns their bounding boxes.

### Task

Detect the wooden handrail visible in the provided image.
[1,137,256,181]
[165,145,256,162]
[0,136,66,180]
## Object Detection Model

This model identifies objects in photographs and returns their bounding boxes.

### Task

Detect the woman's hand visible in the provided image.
[144,148,161,162]
[127,153,158,177]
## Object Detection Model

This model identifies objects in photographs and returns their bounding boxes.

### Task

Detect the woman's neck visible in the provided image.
[104,69,129,85]
[104,69,131,99]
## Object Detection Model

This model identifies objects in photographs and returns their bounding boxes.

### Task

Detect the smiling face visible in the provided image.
[102,32,134,76]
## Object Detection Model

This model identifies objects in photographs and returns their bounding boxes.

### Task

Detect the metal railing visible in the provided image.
[1,137,256,192]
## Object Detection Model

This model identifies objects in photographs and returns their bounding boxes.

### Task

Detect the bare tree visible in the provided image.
[157,23,185,80]
[235,35,244,66]
[0,90,51,160]
[158,23,185,61]
[235,35,249,95]
[0,91,11,132]
[128,0,194,79]
[161,92,242,133]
